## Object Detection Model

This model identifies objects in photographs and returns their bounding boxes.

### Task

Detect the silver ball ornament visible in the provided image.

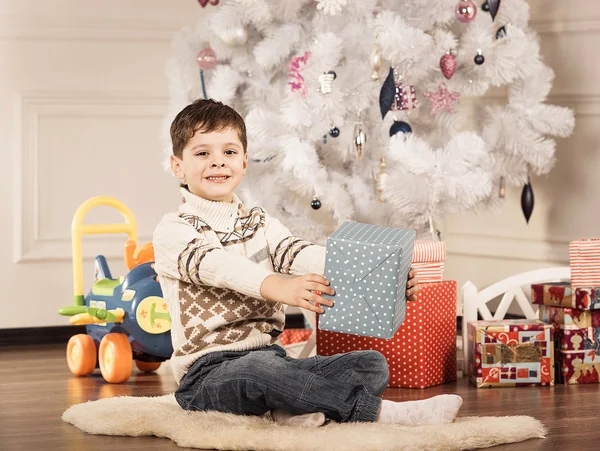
[225,27,248,46]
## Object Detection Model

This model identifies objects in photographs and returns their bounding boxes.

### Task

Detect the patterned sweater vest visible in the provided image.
[153,188,325,384]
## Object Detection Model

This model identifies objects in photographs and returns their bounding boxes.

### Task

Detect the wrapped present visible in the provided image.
[317,281,457,389]
[559,327,600,352]
[412,240,446,263]
[569,238,600,287]
[539,305,600,384]
[560,350,600,384]
[411,262,444,283]
[411,240,446,282]
[319,221,416,339]
[467,320,554,387]
[531,282,600,311]
[538,305,600,330]
[278,329,312,347]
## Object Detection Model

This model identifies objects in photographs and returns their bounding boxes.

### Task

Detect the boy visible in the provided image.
[153,99,462,427]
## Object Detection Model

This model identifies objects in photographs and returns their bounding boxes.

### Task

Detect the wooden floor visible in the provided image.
[1,344,599,450]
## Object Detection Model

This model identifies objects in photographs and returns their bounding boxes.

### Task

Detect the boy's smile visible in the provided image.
[170,127,248,202]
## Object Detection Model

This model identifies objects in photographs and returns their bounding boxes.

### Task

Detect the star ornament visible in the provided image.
[424,82,460,115]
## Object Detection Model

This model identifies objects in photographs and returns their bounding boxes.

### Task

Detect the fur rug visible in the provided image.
[62,394,546,451]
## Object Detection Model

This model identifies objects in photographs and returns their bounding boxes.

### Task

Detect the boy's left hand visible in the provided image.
[406,268,419,302]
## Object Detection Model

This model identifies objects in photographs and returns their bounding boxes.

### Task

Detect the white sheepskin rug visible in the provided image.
[62,394,546,451]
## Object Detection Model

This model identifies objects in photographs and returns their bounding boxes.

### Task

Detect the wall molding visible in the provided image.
[446,233,569,264]
[0,14,186,41]
[14,91,167,263]
[531,19,600,36]
[546,95,600,114]
[445,94,600,263]
[475,94,600,113]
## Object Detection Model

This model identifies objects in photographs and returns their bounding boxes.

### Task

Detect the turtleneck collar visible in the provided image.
[179,187,244,232]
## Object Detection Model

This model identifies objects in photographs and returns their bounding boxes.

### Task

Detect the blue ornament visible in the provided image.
[474,50,485,65]
[379,68,395,119]
[389,121,412,136]
[496,25,507,39]
[487,0,501,21]
[311,197,322,210]
[521,180,534,223]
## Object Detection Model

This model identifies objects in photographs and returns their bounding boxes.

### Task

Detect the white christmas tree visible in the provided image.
[164,0,574,243]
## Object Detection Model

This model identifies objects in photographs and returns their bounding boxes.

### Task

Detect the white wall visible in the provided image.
[0,0,202,328]
[1,1,597,329]
[444,1,600,314]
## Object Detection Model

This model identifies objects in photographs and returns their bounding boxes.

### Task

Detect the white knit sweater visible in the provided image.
[153,188,326,384]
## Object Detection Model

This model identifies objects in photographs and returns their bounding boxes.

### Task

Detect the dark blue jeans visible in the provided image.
[175,345,388,423]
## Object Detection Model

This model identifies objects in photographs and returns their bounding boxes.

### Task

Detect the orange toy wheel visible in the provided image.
[99,333,132,383]
[66,334,97,376]
[135,360,161,373]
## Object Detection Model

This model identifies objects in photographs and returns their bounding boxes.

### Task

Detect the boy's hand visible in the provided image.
[260,274,335,314]
[406,268,419,302]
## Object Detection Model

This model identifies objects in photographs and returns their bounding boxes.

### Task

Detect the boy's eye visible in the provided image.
[225,149,237,155]
[195,151,208,156]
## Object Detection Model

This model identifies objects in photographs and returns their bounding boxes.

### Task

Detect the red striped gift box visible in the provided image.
[412,240,446,263]
[569,239,600,287]
[411,261,444,282]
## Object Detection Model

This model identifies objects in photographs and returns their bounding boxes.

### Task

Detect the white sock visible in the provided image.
[270,409,326,428]
[376,395,463,426]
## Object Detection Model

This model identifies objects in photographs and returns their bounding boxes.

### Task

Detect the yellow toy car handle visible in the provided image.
[71,196,138,306]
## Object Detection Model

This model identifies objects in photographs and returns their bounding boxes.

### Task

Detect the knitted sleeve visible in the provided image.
[263,211,326,276]
[153,213,273,299]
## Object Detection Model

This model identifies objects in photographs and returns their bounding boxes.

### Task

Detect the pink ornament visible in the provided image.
[440,53,457,79]
[196,47,217,70]
[287,51,311,97]
[455,0,477,23]
[197,0,219,7]
[424,82,461,115]
[392,84,419,111]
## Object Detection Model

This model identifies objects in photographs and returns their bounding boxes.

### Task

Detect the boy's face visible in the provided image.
[170,127,248,203]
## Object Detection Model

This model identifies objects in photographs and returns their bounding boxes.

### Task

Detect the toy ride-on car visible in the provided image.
[58,196,172,383]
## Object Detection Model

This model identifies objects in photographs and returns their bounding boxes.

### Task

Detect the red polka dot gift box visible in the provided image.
[317,281,457,389]
[279,329,313,347]
[467,319,554,388]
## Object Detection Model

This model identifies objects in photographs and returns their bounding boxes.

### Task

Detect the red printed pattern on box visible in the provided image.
[468,320,554,388]
[560,351,600,384]
[539,305,600,385]
[539,305,600,330]
[532,283,600,311]
[317,281,457,389]
[559,327,600,354]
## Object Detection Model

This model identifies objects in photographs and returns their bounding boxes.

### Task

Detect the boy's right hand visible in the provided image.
[260,274,335,314]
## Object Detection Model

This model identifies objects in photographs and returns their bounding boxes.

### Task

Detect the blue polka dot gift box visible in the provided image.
[319,221,416,339]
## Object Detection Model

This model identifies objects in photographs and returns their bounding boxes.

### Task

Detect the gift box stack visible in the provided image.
[411,240,446,283]
[316,221,456,389]
[531,238,600,385]
[467,319,554,388]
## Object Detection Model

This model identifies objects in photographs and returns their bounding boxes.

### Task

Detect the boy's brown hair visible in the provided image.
[170,98,247,158]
